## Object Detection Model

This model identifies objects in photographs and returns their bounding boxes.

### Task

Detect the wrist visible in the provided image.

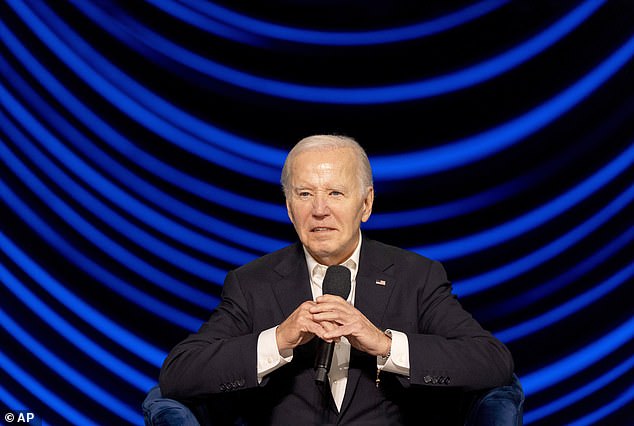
[275,326,289,351]
[380,329,392,359]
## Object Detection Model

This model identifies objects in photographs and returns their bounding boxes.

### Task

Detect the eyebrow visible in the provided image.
[292,185,348,192]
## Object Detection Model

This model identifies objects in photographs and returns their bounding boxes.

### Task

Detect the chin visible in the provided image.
[309,244,334,256]
[307,244,337,261]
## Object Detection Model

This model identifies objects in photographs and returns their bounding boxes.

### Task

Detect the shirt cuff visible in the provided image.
[377,329,410,376]
[257,326,293,383]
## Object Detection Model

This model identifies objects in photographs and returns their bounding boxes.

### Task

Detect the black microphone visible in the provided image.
[314,265,351,384]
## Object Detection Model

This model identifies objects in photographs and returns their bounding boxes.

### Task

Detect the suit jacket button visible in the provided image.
[220,384,226,392]
[445,377,451,385]
[431,376,438,384]
[238,379,245,387]
[423,375,432,384]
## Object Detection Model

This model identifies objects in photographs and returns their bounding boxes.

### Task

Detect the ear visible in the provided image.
[286,198,295,224]
[361,187,374,223]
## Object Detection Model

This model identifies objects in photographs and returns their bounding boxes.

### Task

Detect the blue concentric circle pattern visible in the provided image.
[2,1,633,425]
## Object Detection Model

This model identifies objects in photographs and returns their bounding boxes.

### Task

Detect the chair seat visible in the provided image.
[143,374,524,426]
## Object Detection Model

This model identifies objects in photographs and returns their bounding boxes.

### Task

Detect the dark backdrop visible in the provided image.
[1,1,633,424]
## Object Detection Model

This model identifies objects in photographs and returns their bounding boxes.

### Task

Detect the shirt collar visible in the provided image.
[303,231,362,289]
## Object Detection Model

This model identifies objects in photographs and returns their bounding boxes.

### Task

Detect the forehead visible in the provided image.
[291,148,358,184]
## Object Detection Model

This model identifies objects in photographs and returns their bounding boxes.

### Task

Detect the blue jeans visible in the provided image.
[143,386,200,426]
[465,374,524,426]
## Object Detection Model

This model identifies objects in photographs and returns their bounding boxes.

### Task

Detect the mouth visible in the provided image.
[311,227,335,233]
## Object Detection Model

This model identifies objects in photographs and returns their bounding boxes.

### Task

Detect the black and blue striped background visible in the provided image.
[1,1,633,424]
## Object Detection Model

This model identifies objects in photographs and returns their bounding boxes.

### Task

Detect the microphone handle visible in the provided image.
[314,339,335,383]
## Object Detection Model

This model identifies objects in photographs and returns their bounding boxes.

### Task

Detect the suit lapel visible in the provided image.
[271,243,313,318]
[339,237,396,418]
[354,239,397,328]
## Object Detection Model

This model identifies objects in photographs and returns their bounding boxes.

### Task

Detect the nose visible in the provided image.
[311,193,330,217]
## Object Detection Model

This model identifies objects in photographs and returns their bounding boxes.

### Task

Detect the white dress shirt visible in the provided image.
[256,234,410,410]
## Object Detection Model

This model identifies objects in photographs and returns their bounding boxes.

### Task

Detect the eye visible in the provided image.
[297,191,311,199]
[330,191,344,197]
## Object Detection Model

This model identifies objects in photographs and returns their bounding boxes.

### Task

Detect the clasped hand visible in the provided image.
[276,295,390,357]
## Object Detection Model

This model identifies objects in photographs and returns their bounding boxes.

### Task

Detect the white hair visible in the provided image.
[281,134,373,198]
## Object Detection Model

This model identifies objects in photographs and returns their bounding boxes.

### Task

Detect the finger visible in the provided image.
[306,319,334,339]
[309,302,352,315]
[318,320,339,332]
[322,327,348,340]
[314,320,344,342]
[322,319,369,340]
[298,300,318,312]
[311,311,344,322]
[315,295,349,304]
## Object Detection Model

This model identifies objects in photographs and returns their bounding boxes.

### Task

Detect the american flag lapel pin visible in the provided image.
[375,279,386,286]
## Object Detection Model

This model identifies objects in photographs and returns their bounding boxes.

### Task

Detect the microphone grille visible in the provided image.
[322,265,351,299]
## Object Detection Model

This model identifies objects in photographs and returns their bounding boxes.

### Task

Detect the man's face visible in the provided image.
[286,148,374,266]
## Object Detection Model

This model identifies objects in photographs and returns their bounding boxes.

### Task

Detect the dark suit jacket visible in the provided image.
[160,237,514,425]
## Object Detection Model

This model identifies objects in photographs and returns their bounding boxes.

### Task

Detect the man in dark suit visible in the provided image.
[159,135,514,425]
